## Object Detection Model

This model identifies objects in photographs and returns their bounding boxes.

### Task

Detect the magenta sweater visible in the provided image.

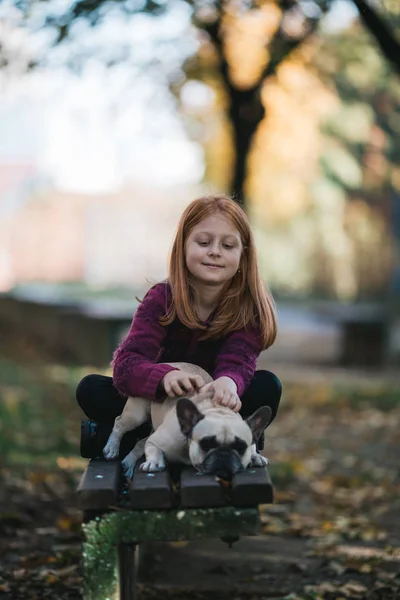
[112,281,264,400]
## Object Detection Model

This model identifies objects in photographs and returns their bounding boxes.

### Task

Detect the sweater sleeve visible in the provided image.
[212,324,263,397]
[112,283,178,400]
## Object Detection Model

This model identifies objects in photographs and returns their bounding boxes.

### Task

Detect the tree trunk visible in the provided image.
[203,8,322,211]
[228,84,265,209]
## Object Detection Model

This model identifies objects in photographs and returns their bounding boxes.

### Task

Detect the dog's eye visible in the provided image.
[231,438,247,455]
[199,436,218,452]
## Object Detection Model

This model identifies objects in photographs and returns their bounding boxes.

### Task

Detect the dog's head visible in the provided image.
[176,398,272,480]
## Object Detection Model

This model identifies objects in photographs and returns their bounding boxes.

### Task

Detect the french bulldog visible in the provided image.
[103,362,272,480]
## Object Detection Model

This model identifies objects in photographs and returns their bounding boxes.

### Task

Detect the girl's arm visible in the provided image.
[212,324,263,397]
[112,283,178,400]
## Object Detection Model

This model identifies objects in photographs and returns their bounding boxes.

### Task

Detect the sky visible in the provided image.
[0,0,357,195]
[0,1,206,193]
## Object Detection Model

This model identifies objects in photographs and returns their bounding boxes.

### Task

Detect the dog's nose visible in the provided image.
[202,449,242,480]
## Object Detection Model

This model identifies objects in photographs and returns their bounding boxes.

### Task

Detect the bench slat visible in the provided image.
[231,466,273,506]
[179,467,226,508]
[77,459,121,510]
[129,467,173,509]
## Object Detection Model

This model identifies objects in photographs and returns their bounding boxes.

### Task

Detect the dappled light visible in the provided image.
[223,5,281,89]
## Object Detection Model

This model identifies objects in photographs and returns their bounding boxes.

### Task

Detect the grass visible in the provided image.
[0,358,91,469]
[282,380,400,412]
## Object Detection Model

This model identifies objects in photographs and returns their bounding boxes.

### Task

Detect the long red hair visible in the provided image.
[154,194,277,349]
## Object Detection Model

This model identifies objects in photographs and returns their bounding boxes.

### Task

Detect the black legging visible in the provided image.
[76,370,282,456]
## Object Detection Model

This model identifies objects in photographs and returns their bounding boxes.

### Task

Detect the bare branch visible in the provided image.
[195,1,230,86]
[261,7,326,83]
[351,0,400,75]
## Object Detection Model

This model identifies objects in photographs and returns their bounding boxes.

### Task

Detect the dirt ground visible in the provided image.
[0,373,399,600]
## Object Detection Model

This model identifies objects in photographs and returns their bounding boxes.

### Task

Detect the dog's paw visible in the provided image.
[121,454,137,480]
[139,459,165,473]
[103,444,119,460]
[250,453,270,467]
[103,435,120,460]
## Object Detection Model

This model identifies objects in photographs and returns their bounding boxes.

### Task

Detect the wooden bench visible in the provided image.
[339,304,388,366]
[77,458,273,600]
[315,301,389,366]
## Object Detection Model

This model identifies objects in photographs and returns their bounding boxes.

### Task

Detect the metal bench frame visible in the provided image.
[78,458,273,600]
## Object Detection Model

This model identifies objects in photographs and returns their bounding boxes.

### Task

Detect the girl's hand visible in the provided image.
[201,377,242,412]
[162,370,204,398]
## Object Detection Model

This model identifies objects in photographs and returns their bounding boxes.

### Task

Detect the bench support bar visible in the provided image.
[82,507,259,600]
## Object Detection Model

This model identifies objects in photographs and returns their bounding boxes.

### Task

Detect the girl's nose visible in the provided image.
[208,244,221,256]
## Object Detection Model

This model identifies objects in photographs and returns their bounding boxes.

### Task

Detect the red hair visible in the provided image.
[157,194,277,349]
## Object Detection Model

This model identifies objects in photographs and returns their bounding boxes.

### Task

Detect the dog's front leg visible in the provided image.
[103,397,149,460]
[121,437,148,479]
[139,436,166,472]
[250,443,270,467]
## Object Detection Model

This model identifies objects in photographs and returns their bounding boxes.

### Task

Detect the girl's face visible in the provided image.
[185,213,242,288]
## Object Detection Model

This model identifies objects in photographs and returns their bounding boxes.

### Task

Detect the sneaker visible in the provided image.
[80,420,112,458]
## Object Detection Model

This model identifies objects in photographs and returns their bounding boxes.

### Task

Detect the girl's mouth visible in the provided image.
[202,263,223,269]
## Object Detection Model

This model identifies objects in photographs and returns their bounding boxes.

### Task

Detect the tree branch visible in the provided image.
[196,1,231,89]
[351,0,400,75]
[261,13,323,82]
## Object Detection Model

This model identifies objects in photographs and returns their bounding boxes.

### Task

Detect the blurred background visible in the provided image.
[0,1,399,598]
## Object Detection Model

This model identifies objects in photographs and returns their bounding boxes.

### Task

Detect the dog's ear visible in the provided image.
[245,406,272,443]
[176,398,205,437]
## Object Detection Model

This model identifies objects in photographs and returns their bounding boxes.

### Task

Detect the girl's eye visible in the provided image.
[196,241,235,249]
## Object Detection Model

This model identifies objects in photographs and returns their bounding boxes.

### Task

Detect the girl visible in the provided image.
[77,194,282,458]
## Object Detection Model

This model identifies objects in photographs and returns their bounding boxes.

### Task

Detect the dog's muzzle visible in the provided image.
[201,448,243,480]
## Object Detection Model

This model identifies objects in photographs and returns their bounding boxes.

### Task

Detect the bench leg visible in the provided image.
[83,516,138,600]
[118,544,137,600]
[82,533,119,600]
[82,520,137,600]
